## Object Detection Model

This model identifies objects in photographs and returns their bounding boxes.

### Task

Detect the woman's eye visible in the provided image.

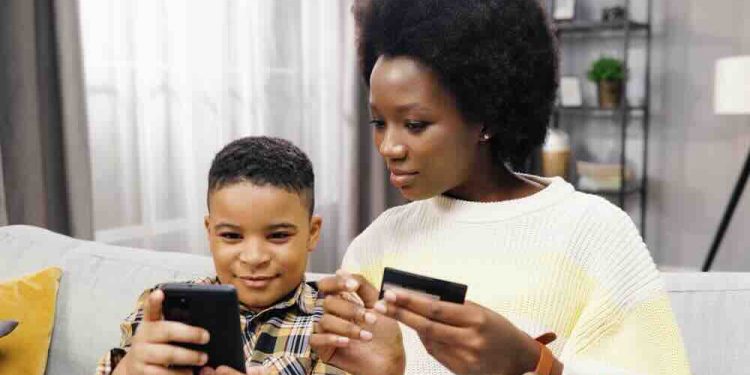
[405,120,429,132]
[219,232,242,241]
[369,119,386,129]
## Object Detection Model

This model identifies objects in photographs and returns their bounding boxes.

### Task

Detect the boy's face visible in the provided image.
[205,182,320,311]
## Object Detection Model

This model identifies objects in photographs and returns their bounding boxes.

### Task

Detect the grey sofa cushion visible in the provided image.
[0,225,214,375]
[662,272,750,375]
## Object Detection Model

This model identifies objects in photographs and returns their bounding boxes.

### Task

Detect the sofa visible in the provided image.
[1,225,749,374]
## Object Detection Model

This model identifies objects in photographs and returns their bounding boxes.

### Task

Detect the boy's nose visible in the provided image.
[238,244,272,268]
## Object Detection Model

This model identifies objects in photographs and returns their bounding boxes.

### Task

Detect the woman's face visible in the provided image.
[369,55,484,200]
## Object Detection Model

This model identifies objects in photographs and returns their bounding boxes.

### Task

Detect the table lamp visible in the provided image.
[702,55,750,271]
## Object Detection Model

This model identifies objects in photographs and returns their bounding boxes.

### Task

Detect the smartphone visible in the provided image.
[379,267,468,304]
[160,283,246,373]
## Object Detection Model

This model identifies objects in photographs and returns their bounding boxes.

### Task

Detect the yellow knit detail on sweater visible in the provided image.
[575,295,691,374]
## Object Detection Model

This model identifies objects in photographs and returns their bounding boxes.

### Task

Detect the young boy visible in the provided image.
[95,136,348,375]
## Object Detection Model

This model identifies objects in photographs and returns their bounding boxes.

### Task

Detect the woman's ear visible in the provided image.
[479,125,493,142]
[307,215,323,252]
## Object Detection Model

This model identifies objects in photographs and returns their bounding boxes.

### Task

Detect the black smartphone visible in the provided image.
[379,267,468,304]
[160,283,246,373]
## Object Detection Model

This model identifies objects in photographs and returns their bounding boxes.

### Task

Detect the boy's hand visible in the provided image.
[198,365,269,375]
[311,271,405,375]
[116,289,212,375]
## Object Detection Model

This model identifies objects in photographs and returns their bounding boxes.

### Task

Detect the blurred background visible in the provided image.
[1,0,748,272]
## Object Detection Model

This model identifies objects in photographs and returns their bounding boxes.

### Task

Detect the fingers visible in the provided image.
[374,291,465,344]
[309,336,339,363]
[244,365,269,375]
[143,343,208,367]
[318,310,373,341]
[316,275,351,295]
[317,271,380,308]
[311,320,352,362]
[323,295,378,326]
[310,333,350,347]
[213,365,267,375]
[377,289,476,326]
[145,289,165,322]
[345,273,381,307]
[133,342,208,368]
[139,364,192,375]
[141,320,210,345]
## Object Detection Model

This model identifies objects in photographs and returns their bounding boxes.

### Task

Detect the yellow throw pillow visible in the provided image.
[0,267,63,375]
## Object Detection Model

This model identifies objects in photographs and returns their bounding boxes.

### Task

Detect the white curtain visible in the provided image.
[79,0,359,272]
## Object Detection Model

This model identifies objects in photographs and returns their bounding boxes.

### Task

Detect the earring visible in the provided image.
[481,133,491,141]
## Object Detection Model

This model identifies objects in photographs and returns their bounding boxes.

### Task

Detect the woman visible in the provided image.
[311,0,690,374]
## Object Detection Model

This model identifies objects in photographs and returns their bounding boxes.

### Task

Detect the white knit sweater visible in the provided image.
[342,176,691,375]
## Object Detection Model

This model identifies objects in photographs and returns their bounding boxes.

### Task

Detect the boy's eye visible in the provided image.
[369,119,386,129]
[405,120,429,132]
[268,232,292,240]
[219,232,242,241]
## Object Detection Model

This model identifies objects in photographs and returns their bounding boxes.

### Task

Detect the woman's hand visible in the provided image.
[310,272,405,375]
[376,288,560,375]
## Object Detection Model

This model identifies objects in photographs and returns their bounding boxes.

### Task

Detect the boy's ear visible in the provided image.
[307,215,323,252]
[204,215,211,236]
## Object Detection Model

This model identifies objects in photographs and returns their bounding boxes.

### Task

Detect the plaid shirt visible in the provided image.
[95,277,347,375]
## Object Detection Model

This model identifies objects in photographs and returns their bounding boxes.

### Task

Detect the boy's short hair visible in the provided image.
[208,136,315,215]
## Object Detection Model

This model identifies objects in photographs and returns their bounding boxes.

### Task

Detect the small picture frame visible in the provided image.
[553,0,576,21]
[559,76,583,107]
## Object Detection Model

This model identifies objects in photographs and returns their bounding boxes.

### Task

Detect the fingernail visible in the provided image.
[200,353,208,364]
[364,312,377,324]
[200,366,214,375]
[345,278,359,291]
[337,336,350,346]
[374,301,387,314]
[384,290,397,302]
[359,330,373,341]
[202,331,210,344]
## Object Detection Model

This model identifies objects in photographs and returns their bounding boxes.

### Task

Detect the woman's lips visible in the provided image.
[389,171,418,188]
[237,275,279,289]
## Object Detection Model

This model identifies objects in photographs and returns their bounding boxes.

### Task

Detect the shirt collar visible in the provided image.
[209,277,317,316]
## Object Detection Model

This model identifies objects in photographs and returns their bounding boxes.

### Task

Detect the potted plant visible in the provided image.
[587,57,626,109]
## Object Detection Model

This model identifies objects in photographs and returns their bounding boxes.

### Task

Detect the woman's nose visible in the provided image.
[377,128,407,160]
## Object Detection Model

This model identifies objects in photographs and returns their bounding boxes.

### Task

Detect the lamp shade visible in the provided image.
[715,55,750,115]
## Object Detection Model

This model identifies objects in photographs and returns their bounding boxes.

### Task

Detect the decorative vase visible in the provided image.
[597,80,623,109]
[542,128,571,179]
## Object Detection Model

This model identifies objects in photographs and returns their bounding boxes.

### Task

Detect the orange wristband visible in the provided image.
[534,341,554,375]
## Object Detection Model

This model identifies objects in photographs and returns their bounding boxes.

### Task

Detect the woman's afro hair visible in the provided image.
[354,0,559,165]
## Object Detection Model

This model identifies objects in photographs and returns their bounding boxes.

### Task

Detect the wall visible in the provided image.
[649,0,750,270]
[551,0,749,270]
